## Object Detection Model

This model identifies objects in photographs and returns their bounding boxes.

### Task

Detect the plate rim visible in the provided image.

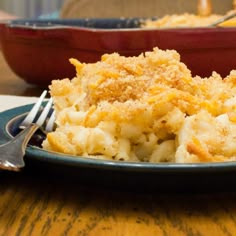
[1,103,236,174]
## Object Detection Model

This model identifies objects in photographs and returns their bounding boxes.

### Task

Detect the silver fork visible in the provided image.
[0,90,55,171]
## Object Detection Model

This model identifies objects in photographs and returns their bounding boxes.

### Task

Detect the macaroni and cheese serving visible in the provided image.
[142,12,236,28]
[42,48,236,163]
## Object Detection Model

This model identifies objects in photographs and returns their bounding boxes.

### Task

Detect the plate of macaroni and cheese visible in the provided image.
[2,47,236,190]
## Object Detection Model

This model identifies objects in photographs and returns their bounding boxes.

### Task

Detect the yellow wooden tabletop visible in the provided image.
[1,52,236,236]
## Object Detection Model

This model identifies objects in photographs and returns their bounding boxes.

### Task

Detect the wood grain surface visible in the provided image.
[1,170,236,236]
[1,52,236,236]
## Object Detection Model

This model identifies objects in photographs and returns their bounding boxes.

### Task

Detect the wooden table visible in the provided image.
[1,52,236,236]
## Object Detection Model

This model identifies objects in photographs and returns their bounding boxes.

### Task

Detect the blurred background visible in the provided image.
[0,0,234,19]
[0,0,64,18]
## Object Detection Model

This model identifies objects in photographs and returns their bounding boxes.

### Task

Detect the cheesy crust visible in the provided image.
[42,48,236,163]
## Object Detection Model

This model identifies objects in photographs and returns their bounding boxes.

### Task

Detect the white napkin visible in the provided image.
[0,95,38,112]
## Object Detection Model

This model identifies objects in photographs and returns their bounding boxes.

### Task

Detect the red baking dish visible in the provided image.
[0,18,236,86]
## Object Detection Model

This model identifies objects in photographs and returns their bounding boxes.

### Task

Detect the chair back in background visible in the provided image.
[61,0,234,18]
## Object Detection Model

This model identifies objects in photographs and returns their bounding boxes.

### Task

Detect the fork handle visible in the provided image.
[0,123,39,171]
[14,123,40,153]
[234,0,236,10]
[197,0,212,16]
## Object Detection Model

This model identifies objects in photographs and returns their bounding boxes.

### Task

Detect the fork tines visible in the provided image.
[19,90,55,132]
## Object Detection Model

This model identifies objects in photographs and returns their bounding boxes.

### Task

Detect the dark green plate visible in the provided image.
[1,104,236,191]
